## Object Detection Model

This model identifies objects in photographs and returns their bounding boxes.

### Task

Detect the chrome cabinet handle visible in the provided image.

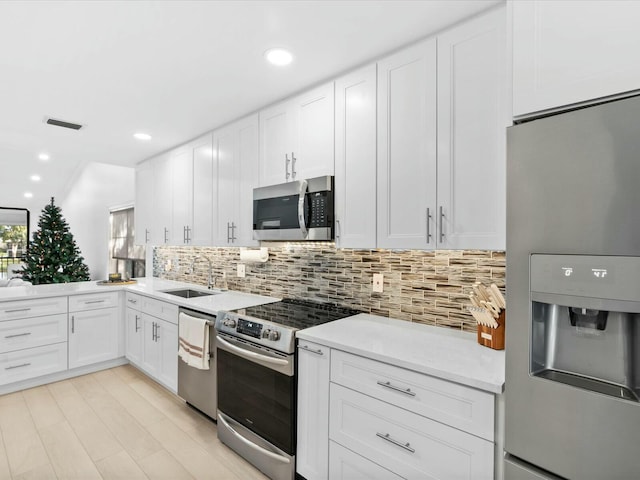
[145,229,150,243]
[376,432,415,453]
[187,226,191,243]
[183,226,187,243]
[426,207,432,244]
[155,323,160,341]
[4,308,31,314]
[164,228,169,244]
[299,345,323,355]
[5,362,31,371]
[285,154,291,180]
[439,206,444,243]
[135,314,140,332]
[5,332,31,339]
[297,179,309,239]
[127,298,137,305]
[335,218,341,241]
[291,152,297,179]
[84,300,105,305]
[71,315,75,333]
[376,380,416,397]
[152,322,157,341]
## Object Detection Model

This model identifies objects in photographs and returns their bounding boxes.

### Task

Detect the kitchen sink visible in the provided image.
[161,288,218,298]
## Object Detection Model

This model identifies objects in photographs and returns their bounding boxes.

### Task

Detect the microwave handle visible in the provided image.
[297,179,309,239]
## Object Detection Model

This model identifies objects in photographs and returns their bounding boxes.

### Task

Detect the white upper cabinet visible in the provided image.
[170,146,193,245]
[191,133,215,246]
[437,6,507,250]
[134,160,154,245]
[259,82,335,186]
[215,114,259,247]
[513,0,640,118]
[377,38,438,250]
[154,152,173,245]
[334,64,377,249]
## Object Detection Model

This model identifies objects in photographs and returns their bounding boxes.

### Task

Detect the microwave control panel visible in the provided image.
[308,191,331,227]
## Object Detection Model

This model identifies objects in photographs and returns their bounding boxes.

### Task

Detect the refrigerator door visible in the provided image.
[506,95,640,479]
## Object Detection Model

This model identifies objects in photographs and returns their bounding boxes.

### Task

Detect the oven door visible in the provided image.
[216,333,295,455]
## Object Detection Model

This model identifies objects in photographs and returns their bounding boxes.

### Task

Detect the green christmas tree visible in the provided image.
[21,197,90,284]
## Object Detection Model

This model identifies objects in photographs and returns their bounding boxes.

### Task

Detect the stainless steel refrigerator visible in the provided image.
[505,95,640,479]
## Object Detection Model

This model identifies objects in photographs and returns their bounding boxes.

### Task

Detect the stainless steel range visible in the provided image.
[215,299,360,480]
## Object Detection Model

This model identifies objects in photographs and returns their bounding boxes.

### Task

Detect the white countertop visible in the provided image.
[0,277,280,315]
[297,313,505,394]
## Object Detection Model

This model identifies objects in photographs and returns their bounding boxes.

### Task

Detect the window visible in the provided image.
[109,207,145,279]
[0,207,29,279]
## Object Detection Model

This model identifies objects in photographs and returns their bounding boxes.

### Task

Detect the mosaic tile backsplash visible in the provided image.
[153,244,505,332]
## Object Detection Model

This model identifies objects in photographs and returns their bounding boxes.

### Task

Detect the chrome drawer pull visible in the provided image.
[5,332,31,339]
[376,432,415,453]
[128,298,137,304]
[5,362,31,370]
[4,308,31,314]
[299,345,323,355]
[84,300,105,304]
[376,380,416,397]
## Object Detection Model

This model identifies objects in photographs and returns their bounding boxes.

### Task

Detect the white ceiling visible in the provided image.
[0,0,501,214]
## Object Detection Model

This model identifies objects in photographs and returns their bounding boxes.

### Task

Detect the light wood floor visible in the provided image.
[0,365,269,480]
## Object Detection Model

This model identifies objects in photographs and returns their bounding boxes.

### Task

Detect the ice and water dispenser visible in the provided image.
[530,255,640,401]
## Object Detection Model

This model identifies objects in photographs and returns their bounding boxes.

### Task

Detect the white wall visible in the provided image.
[60,162,135,281]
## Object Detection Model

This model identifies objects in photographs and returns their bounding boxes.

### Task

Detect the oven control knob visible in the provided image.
[268,329,280,341]
[262,328,271,339]
[223,318,237,328]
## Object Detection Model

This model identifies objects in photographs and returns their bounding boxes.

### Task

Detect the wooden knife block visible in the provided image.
[477,310,505,350]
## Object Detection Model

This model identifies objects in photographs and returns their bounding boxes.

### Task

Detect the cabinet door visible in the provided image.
[335,65,377,249]
[293,82,335,180]
[216,122,240,245]
[154,152,173,244]
[134,160,155,245]
[259,101,293,186]
[377,38,437,249]
[191,133,215,245]
[68,308,119,369]
[156,319,178,392]
[171,146,193,245]
[236,115,260,247]
[513,1,640,117]
[436,6,506,250]
[141,314,160,376]
[296,341,331,480]
[125,307,143,365]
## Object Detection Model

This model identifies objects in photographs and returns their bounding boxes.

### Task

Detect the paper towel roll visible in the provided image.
[239,247,269,263]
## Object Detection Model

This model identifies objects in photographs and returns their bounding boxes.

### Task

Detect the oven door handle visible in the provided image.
[217,414,291,464]
[216,335,289,366]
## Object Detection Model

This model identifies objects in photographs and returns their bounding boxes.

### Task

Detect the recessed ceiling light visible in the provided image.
[134,133,152,141]
[265,48,293,66]
[38,153,50,161]
[30,175,41,182]
[24,192,33,198]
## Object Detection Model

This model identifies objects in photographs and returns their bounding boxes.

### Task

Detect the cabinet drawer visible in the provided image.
[0,342,67,386]
[331,349,495,441]
[329,383,493,480]
[0,296,67,321]
[125,292,143,310]
[69,292,119,312]
[141,296,178,324]
[329,441,403,480]
[0,314,67,354]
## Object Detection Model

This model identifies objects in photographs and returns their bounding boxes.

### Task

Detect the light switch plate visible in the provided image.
[237,264,246,278]
[372,273,384,293]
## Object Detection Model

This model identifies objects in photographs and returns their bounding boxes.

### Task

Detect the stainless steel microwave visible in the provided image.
[253,175,334,241]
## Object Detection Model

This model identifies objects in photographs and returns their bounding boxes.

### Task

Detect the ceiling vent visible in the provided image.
[44,117,84,130]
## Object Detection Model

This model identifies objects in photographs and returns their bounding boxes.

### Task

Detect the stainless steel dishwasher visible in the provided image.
[177,307,217,421]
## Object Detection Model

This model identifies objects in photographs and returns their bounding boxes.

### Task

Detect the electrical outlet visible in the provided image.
[372,273,384,293]
[237,264,246,278]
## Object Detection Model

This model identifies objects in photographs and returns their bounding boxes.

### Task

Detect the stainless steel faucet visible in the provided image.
[190,255,215,289]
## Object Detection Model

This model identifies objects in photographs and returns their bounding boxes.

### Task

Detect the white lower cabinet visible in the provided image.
[125,307,143,365]
[68,292,120,370]
[297,345,498,480]
[329,441,403,480]
[330,382,493,479]
[296,340,331,480]
[0,343,67,385]
[141,313,178,392]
